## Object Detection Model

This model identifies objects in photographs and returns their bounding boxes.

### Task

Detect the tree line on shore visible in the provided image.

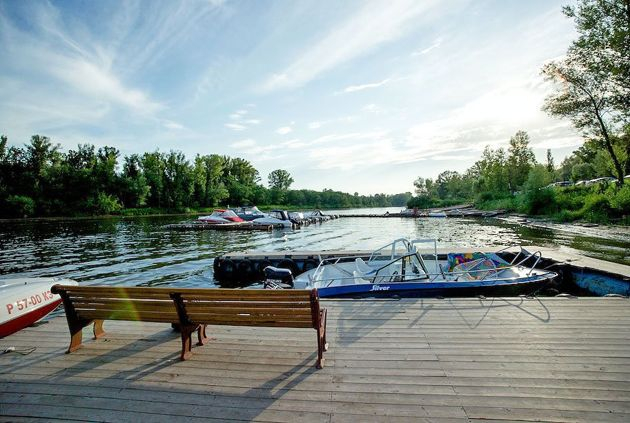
[407,130,629,223]
[0,135,411,218]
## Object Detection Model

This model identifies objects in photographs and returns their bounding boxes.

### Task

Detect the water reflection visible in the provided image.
[0,208,628,288]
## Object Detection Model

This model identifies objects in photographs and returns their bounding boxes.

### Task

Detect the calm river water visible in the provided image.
[1,207,628,288]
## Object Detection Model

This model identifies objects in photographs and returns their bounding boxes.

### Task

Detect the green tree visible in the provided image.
[193,154,228,207]
[94,146,120,195]
[268,169,294,204]
[163,150,193,209]
[546,149,555,174]
[223,157,260,205]
[120,154,149,208]
[522,165,556,215]
[507,131,536,191]
[268,169,294,191]
[542,0,629,185]
[475,146,509,195]
[141,151,165,207]
[572,162,597,181]
[435,171,462,200]
[0,135,7,161]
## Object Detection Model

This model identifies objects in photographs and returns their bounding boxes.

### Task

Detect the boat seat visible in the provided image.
[355,257,374,275]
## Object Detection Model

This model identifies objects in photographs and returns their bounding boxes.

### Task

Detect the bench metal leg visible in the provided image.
[93,320,105,339]
[197,324,208,346]
[67,319,92,353]
[316,309,328,369]
[179,325,197,360]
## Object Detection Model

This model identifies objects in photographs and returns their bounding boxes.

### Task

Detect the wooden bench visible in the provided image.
[170,288,328,368]
[51,285,328,368]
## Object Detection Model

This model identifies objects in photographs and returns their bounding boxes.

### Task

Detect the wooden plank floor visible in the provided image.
[1,297,630,422]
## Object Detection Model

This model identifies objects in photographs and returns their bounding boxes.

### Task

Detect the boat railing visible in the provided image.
[500,246,543,274]
[309,244,547,285]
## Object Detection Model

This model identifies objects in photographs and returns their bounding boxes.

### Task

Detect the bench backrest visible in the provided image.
[171,288,320,329]
[51,285,179,323]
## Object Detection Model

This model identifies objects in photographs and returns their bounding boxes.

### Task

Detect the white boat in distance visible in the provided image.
[252,210,295,228]
[198,209,244,224]
[1,277,78,337]
[291,238,557,298]
[231,206,265,221]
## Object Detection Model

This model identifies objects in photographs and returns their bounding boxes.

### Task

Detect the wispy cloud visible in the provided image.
[229,138,286,161]
[403,76,582,161]
[339,78,391,94]
[163,120,184,130]
[259,0,443,92]
[308,121,323,130]
[0,0,165,131]
[50,59,163,116]
[412,37,442,56]
[224,106,261,131]
[225,123,246,131]
[276,126,292,135]
[116,1,228,74]
[362,104,382,113]
[306,131,398,170]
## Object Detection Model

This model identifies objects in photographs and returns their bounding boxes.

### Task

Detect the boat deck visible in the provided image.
[2,297,630,422]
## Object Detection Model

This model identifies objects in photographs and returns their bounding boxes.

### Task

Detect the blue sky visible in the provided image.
[0,0,580,195]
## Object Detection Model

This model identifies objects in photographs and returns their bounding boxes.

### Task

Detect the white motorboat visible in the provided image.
[290,238,557,298]
[252,210,295,228]
[232,206,265,221]
[198,209,244,224]
[1,277,78,337]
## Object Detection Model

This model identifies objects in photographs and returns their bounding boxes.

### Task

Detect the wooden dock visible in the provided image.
[2,297,630,422]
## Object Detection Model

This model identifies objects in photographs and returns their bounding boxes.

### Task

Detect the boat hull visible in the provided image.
[311,276,554,298]
[0,278,78,337]
[252,218,293,228]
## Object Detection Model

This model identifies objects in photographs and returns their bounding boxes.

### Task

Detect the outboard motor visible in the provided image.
[263,266,294,289]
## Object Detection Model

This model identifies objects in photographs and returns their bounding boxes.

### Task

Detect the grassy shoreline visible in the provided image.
[474,185,630,226]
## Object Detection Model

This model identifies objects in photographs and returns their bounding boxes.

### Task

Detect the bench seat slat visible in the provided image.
[75,310,179,322]
[65,292,174,300]
[186,311,314,321]
[176,289,313,300]
[183,306,312,316]
[172,301,312,309]
[62,286,172,292]
[70,300,176,312]
[185,316,315,328]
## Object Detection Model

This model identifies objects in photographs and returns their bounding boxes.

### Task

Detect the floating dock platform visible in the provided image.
[164,222,276,231]
[1,297,629,422]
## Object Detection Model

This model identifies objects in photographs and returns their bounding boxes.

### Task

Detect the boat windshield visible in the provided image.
[368,238,415,262]
[371,252,429,282]
[221,210,239,218]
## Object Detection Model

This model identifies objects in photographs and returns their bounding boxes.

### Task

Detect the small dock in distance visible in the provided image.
[2,296,630,422]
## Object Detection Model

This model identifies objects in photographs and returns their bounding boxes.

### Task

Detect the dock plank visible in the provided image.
[1,297,629,422]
